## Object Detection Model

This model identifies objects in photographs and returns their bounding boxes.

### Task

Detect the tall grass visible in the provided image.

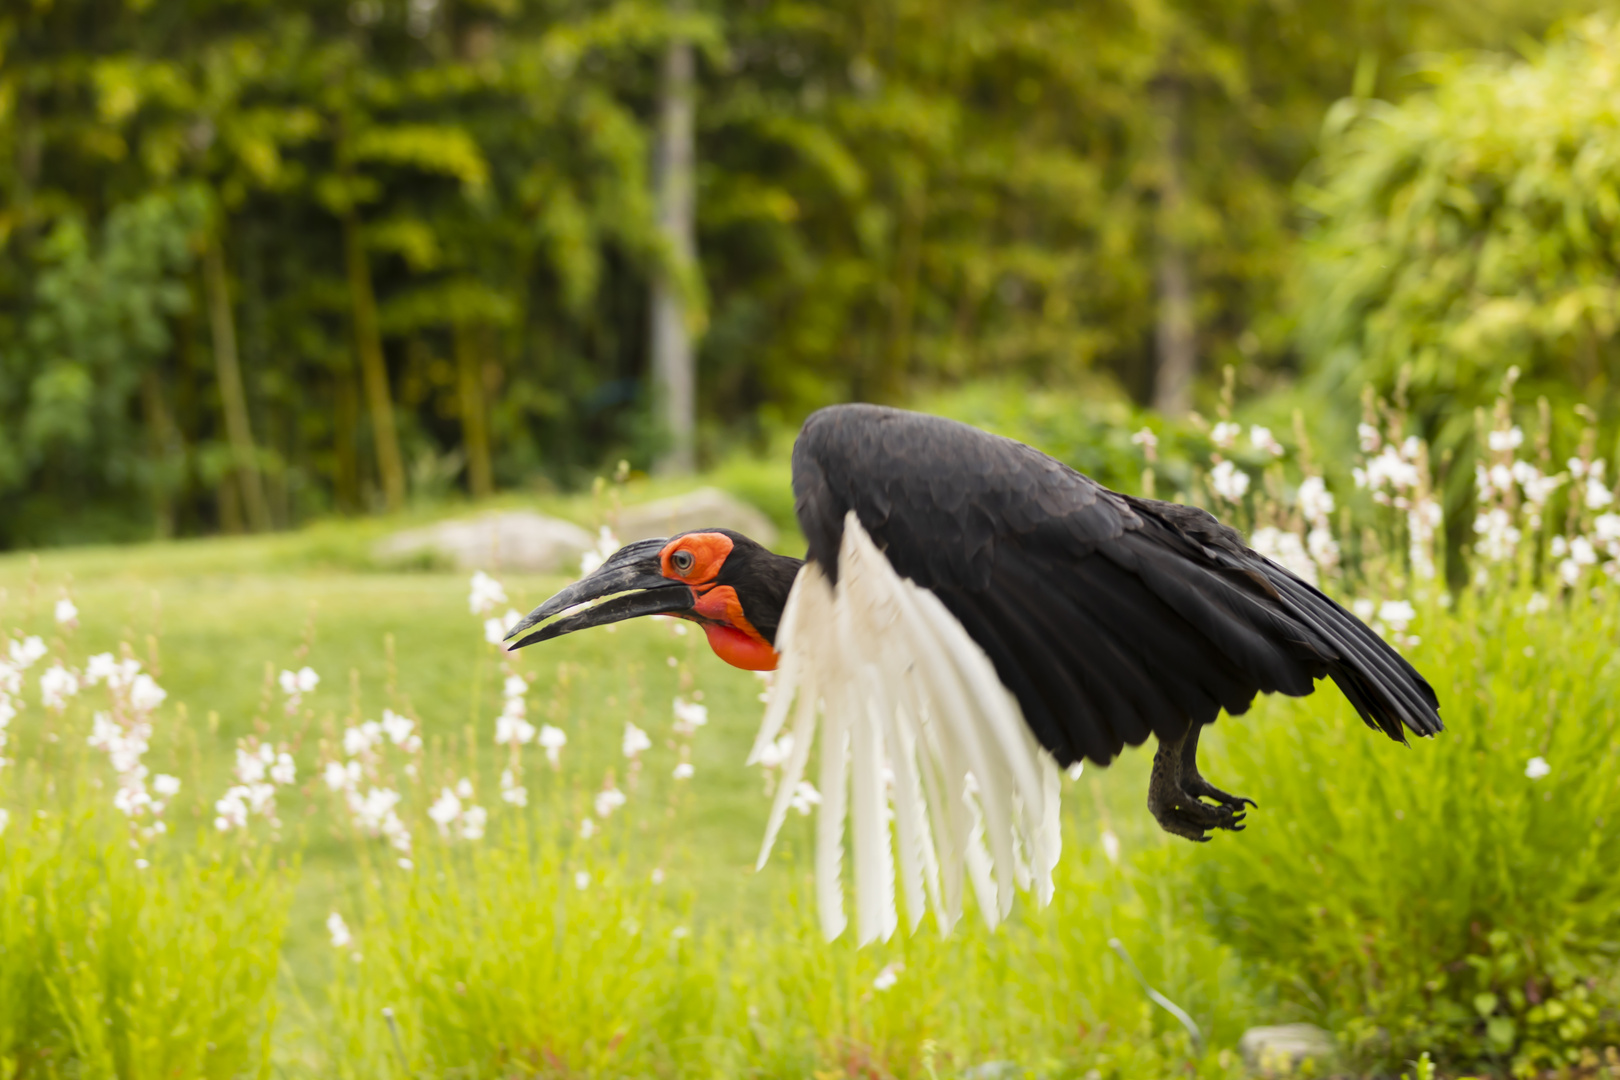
[0,787,289,1077]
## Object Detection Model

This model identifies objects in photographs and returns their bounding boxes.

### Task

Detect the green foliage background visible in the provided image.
[2,0,1613,549]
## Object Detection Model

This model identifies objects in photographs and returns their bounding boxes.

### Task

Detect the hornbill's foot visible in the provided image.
[1147,722,1252,843]
[1147,784,1248,842]
[1182,773,1257,813]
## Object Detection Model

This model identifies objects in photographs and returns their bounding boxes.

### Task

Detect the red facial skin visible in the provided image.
[659,533,780,671]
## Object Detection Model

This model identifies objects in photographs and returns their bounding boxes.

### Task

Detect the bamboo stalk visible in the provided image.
[343,212,407,512]
[202,234,272,532]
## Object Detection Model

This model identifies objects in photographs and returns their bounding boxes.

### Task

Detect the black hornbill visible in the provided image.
[507,404,1442,942]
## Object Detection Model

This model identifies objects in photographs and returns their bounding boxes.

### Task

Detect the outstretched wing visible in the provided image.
[761,404,1441,941]
[792,404,1441,766]
[750,516,1062,944]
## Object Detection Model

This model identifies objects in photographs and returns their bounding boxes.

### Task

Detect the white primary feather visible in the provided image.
[750,512,1062,943]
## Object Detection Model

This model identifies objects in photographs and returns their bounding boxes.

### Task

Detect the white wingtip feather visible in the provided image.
[750,514,1065,942]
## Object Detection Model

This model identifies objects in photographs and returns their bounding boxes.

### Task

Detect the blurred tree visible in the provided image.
[0,0,1603,547]
[650,0,700,474]
[1298,13,1620,453]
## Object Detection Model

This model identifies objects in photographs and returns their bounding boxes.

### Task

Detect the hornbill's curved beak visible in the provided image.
[503,537,693,650]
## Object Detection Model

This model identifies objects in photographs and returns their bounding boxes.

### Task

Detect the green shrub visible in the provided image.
[1298,15,1620,442]
[1193,568,1620,1076]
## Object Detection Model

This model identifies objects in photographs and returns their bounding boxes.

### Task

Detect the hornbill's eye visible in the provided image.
[671,549,695,575]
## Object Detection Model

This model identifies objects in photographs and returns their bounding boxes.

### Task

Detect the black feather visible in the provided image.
[792,405,1443,764]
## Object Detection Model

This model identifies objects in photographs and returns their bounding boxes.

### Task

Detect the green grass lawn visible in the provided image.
[0,506,1184,1073]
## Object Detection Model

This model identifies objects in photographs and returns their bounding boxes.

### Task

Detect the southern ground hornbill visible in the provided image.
[507,404,1442,942]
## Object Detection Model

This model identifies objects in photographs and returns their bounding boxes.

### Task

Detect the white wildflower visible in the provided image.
[129,674,166,713]
[579,526,621,578]
[594,785,626,818]
[327,912,352,948]
[1587,477,1613,510]
[1131,427,1158,460]
[39,665,79,710]
[153,774,181,798]
[1364,446,1420,493]
[54,597,78,626]
[467,571,508,616]
[1487,426,1524,452]
[672,697,708,735]
[1474,508,1520,563]
[1307,526,1340,568]
[1209,459,1250,501]
[1250,425,1284,457]
[484,609,522,645]
[236,746,268,785]
[580,817,597,839]
[114,784,152,817]
[1250,527,1316,585]
[381,709,417,748]
[459,804,487,841]
[538,724,567,766]
[1298,476,1335,523]
[1378,600,1416,633]
[1211,421,1241,450]
[1100,829,1120,864]
[428,788,463,835]
[456,777,474,800]
[575,870,590,891]
[1525,592,1550,615]
[1525,756,1551,780]
[495,713,536,747]
[622,722,652,759]
[324,760,355,791]
[214,786,250,831]
[673,762,694,780]
[270,752,297,786]
[282,666,319,695]
[872,962,903,991]
[499,769,527,807]
[1357,422,1381,453]
[7,637,45,670]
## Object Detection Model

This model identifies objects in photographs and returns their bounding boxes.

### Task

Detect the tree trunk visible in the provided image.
[454,320,494,499]
[342,212,407,511]
[1150,72,1196,416]
[202,234,272,531]
[883,185,927,401]
[140,368,180,539]
[334,369,361,513]
[649,12,697,475]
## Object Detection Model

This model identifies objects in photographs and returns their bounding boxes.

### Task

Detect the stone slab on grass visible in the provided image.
[374,511,594,573]
[1239,1024,1338,1077]
[613,487,778,547]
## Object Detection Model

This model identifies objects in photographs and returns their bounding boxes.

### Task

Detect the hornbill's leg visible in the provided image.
[1178,722,1257,812]
[1147,723,1249,842]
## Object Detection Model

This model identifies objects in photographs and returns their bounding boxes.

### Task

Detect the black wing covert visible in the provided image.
[791,404,1442,768]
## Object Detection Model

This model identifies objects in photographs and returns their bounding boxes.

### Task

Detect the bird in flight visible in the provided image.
[507,404,1441,943]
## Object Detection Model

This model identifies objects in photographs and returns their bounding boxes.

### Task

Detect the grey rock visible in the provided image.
[374,511,594,573]
[1239,1024,1337,1077]
[962,1064,1020,1080]
[613,487,778,547]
